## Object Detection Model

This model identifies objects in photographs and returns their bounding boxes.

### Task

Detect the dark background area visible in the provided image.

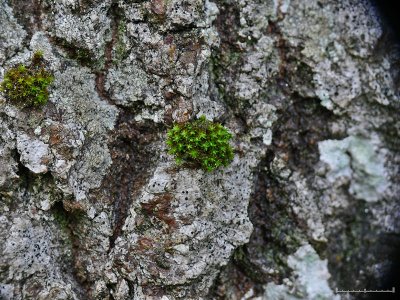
[372,0,400,40]
[365,2,400,297]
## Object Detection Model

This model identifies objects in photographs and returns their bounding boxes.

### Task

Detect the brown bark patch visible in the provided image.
[141,193,177,232]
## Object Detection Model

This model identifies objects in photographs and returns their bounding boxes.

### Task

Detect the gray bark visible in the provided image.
[0,0,399,299]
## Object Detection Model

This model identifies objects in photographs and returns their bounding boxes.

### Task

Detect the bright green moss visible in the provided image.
[0,51,54,107]
[166,116,234,172]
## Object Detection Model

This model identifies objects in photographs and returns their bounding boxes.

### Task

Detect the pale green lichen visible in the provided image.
[318,136,388,202]
[264,244,339,300]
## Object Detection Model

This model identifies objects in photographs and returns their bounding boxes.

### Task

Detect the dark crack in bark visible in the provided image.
[8,0,42,37]
[100,116,161,250]
[94,1,123,106]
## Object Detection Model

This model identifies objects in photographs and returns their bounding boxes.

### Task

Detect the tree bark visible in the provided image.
[0,0,399,299]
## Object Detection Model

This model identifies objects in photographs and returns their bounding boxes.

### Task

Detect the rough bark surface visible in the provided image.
[0,0,399,299]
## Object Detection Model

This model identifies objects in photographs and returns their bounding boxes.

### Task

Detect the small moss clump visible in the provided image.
[0,51,54,107]
[166,116,234,172]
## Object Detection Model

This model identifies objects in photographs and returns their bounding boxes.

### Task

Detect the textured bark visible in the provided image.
[0,0,399,299]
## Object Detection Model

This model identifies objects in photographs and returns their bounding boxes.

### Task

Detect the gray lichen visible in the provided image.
[1,0,399,299]
[264,244,339,300]
[319,135,388,202]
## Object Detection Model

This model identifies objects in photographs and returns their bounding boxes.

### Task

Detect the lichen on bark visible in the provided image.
[1,0,399,299]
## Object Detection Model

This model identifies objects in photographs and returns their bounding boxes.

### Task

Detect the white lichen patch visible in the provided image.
[319,136,388,202]
[3,218,53,280]
[105,54,154,107]
[281,0,395,113]
[0,284,15,300]
[1,214,79,299]
[16,133,52,174]
[43,0,113,59]
[166,0,205,29]
[114,151,257,296]
[1,0,399,298]
[0,2,26,65]
[289,173,327,242]
[0,125,18,190]
[264,244,339,300]
[247,102,277,147]
[1,33,119,204]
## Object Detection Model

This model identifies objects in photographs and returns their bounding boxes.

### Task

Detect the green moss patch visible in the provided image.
[166,116,234,172]
[0,51,54,107]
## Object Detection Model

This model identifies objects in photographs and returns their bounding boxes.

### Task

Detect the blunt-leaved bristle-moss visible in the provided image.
[166,116,234,172]
[0,51,54,107]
